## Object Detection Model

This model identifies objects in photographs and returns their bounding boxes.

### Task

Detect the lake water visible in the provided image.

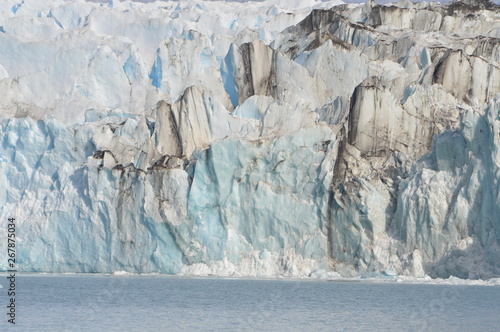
[1,274,499,331]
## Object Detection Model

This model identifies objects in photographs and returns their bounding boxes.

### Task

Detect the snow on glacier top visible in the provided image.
[0,0,498,125]
[0,0,345,123]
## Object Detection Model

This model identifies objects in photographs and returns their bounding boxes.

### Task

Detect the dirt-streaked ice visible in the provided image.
[0,0,499,279]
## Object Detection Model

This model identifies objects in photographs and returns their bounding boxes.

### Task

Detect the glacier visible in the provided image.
[0,0,499,279]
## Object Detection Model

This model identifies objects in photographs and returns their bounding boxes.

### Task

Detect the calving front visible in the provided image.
[0,0,499,280]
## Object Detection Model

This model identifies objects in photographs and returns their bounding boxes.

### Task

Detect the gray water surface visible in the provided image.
[1,274,499,331]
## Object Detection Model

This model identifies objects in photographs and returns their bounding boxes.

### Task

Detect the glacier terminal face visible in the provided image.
[0,0,499,279]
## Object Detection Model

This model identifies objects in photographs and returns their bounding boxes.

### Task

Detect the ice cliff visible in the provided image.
[0,0,499,279]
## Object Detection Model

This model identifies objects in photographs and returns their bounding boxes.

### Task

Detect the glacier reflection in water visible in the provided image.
[3,275,499,331]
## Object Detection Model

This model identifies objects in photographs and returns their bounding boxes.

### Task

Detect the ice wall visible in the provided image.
[0,0,499,279]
